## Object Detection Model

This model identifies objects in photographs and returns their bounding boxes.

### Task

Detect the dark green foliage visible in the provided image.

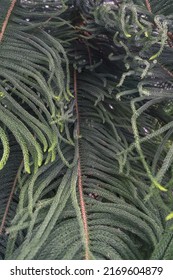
[1,0,173,260]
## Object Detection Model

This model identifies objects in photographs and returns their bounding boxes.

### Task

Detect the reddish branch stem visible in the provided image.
[86,44,92,66]
[74,69,90,260]
[159,63,173,78]
[0,160,23,235]
[145,0,152,13]
[0,0,17,42]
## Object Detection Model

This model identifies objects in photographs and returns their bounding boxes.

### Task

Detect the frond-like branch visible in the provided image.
[1,0,173,260]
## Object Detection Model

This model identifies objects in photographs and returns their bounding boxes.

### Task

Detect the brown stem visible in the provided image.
[0,0,17,42]
[145,0,152,13]
[86,44,92,66]
[158,63,173,79]
[74,69,90,260]
[0,160,23,235]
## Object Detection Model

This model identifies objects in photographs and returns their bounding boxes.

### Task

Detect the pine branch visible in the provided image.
[74,69,90,260]
[1,0,173,260]
[0,0,17,42]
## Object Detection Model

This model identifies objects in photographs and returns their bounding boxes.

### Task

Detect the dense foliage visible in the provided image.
[0,0,173,259]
